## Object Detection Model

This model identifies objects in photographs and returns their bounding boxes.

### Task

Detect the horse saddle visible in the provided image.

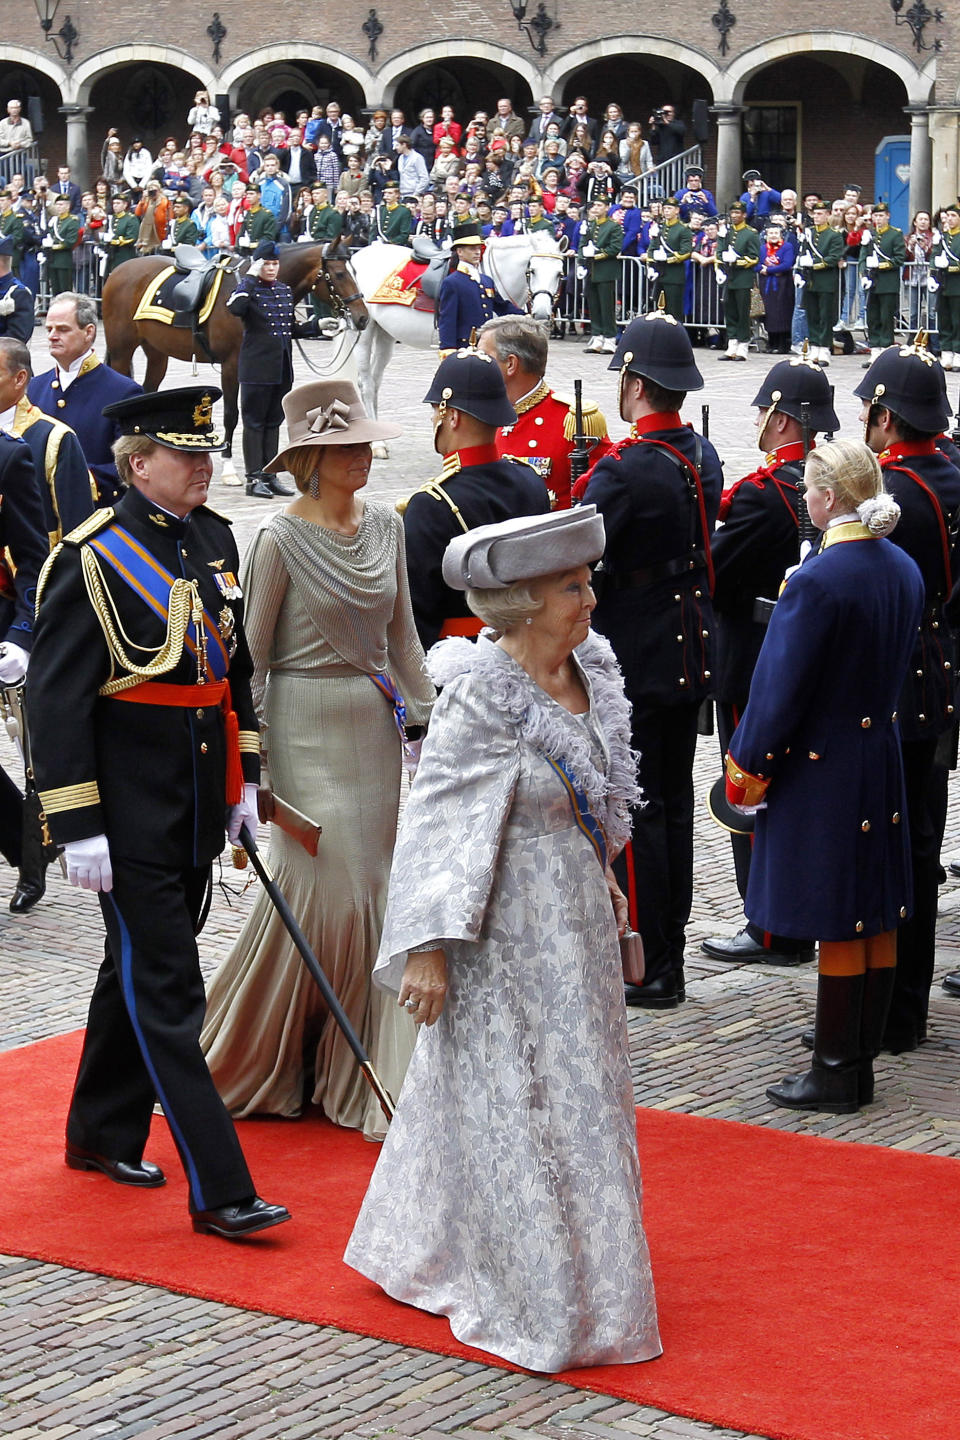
[411,237,453,302]
[135,250,233,332]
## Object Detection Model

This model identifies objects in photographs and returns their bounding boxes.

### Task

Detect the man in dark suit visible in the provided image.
[527,96,565,144]
[583,313,723,1009]
[280,128,317,188]
[52,165,83,215]
[380,109,412,157]
[27,385,290,1239]
[561,96,599,146]
[313,101,345,158]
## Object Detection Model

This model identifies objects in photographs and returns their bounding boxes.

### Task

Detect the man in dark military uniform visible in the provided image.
[373,182,412,246]
[477,313,612,509]
[796,200,843,367]
[716,200,760,361]
[579,196,624,355]
[859,202,906,364]
[702,357,839,966]
[438,221,521,356]
[852,343,960,1052]
[236,182,278,253]
[930,201,960,371]
[29,292,142,505]
[0,423,49,894]
[226,240,303,498]
[27,386,289,1239]
[402,349,550,650]
[583,313,723,1008]
[0,234,33,344]
[646,196,691,327]
[103,193,140,275]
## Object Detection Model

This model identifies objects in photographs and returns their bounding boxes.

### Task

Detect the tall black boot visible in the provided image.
[261,427,293,496]
[859,967,897,1106]
[242,430,272,497]
[767,973,865,1114]
[10,786,59,915]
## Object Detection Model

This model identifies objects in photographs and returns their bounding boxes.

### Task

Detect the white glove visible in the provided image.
[865,252,879,270]
[581,241,596,257]
[861,276,872,291]
[64,834,113,893]
[239,233,253,248]
[715,269,726,286]
[161,236,173,250]
[935,251,949,269]
[247,257,264,278]
[41,235,53,249]
[576,264,589,281]
[0,642,29,683]
[722,247,737,263]
[793,270,805,288]
[798,252,814,268]
[227,781,259,844]
[0,294,15,316]
[653,247,668,262]
[928,275,941,293]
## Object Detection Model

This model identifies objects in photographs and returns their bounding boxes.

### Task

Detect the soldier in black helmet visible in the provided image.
[583,312,723,1009]
[702,357,839,967]
[402,349,550,651]
[851,342,960,1051]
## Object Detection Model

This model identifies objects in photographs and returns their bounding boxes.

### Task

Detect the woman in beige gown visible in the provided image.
[201,381,435,1139]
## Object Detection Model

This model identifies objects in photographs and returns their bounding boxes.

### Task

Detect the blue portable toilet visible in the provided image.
[875,135,911,230]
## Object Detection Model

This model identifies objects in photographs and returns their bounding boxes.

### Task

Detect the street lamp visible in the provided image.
[508,0,558,58]
[34,0,79,65]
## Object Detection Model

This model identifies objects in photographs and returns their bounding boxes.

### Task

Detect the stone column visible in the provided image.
[930,107,960,215]
[905,106,932,218]
[710,104,743,211]
[57,105,94,188]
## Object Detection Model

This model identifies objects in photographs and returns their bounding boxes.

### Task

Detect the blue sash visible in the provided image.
[543,752,608,869]
[89,525,230,681]
[369,670,414,756]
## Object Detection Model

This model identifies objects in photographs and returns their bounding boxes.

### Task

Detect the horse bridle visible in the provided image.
[311,245,363,321]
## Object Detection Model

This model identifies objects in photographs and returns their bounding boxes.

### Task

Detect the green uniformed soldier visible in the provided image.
[796,199,843,366]
[43,196,79,298]
[648,196,691,326]
[236,182,278,254]
[931,200,960,371]
[166,194,200,249]
[308,184,343,245]
[104,193,139,274]
[580,196,624,354]
[858,201,906,363]
[522,197,554,236]
[0,191,25,275]
[716,199,760,361]
[373,183,412,246]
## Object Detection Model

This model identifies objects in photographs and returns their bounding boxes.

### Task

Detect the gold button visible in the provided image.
[678,677,686,686]
[891,711,897,721]
[861,717,871,729]
[892,813,900,824]
[704,670,711,679]
[766,752,774,760]
[528,440,537,448]
[534,416,544,426]
[949,706,955,715]
[933,620,940,630]
[694,589,702,598]
[900,906,907,919]
[861,820,871,832]
[916,669,923,677]
[702,628,709,637]
[57,399,65,408]
[919,713,926,722]
[676,633,683,642]
[182,547,188,557]
[196,708,205,719]
[200,742,208,754]
[809,751,820,760]
[856,921,864,933]
[674,593,681,602]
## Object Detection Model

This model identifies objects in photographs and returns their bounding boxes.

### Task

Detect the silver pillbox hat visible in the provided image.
[441,506,606,591]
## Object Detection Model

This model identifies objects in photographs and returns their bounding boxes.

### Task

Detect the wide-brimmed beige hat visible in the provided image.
[263,380,402,472]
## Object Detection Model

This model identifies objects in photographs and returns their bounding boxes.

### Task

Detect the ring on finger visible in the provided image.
[404,997,420,1012]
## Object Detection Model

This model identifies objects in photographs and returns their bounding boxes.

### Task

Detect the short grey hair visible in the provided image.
[0,336,31,377]
[465,582,544,634]
[49,291,98,330]
[477,314,549,378]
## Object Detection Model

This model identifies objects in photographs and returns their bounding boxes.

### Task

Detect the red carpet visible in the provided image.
[2,1032,958,1440]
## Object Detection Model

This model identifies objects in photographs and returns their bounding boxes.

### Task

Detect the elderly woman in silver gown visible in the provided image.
[201,381,435,1140]
[345,508,662,1373]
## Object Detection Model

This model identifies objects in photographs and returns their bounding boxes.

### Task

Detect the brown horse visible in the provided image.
[101,244,367,466]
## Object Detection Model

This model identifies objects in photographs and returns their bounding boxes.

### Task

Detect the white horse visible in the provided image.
[349,233,567,451]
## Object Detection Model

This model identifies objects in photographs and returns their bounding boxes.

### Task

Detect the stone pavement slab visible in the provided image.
[2,325,959,1440]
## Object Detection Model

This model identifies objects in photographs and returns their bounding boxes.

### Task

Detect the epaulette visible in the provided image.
[556,394,608,443]
[396,453,463,517]
[63,508,115,546]
[195,503,234,524]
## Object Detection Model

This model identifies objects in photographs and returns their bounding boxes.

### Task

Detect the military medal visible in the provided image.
[214,571,242,600]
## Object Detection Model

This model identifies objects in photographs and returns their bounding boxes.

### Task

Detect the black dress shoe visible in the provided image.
[191,1195,291,1238]
[943,971,960,996]
[245,477,274,498]
[701,928,814,966]
[624,972,685,1009]
[9,873,45,914]
[65,1144,166,1187]
[263,474,294,496]
[949,862,960,879]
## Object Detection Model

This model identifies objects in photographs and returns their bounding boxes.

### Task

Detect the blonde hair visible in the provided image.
[113,433,158,485]
[465,582,544,634]
[283,446,323,494]
[804,438,882,510]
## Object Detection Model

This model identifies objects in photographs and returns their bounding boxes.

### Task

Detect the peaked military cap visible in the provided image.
[423,349,516,427]
[853,342,950,435]
[252,239,280,261]
[102,386,225,451]
[609,312,704,393]
[752,358,839,433]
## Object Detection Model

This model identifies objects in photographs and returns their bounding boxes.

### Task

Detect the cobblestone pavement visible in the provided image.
[2,325,959,1439]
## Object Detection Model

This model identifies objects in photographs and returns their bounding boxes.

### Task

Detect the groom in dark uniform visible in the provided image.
[437,222,521,356]
[27,386,290,1239]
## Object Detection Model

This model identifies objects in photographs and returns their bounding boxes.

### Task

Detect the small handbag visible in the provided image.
[620,929,645,986]
[749,283,765,319]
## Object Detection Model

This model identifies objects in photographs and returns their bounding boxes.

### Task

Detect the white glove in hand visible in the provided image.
[798,252,814,268]
[861,276,872,290]
[653,247,667,262]
[866,252,879,270]
[42,235,53,249]
[239,234,253,248]
[722,247,737,263]
[0,294,15,316]
[928,276,941,293]
[248,257,264,277]
[936,251,950,269]
[581,241,596,257]
[228,781,259,844]
[64,834,113,893]
[0,642,29,684]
